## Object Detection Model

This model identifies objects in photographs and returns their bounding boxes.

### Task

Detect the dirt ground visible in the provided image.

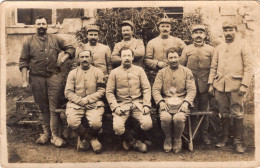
[5,87,255,163]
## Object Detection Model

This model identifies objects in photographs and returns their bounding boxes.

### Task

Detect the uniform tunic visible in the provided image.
[65,65,105,129]
[208,39,254,118]
[152,65,196,107]
[106,64,152,135]
[82,43,112,75]
[144,35,186,84]
[111,38,145,68]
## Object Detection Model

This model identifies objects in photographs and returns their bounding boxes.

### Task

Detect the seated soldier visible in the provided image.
[106,47,153,153]
[152,48,196,153]
[64,50,105,154]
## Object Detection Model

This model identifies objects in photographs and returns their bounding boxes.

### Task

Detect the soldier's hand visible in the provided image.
[157,62,168,69]
[80,97,89,105]
[238,85,248,96]
[57,53,69,67]
[114,107,123,116]
[208,84,214,96]
[159,101,169,112]
[143,106,150,115]
[22,81,29,88]
[85,103,96,109]
[179,101,189,113]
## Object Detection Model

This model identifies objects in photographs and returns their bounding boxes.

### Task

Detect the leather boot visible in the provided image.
[201,116,211,145]
[233,118,244,154]
[216,117,230,148]
[121,130,147,152]
[77,124,93,142]
[161,120,172,153]
[36,124,51,144]
[172,120,184,153]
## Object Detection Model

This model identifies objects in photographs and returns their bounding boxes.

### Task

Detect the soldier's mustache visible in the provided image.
[195,36,202,40]
[225,35,232,38]
[38,27,46,31]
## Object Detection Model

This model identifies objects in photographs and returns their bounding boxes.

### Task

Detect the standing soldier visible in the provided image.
[145,18,187,84]
[65,50,105,153]
[106,47,153,153]
[208,22,254,153]
[19,16,75,147]
[111,20,145,68]
[152,48,196,153]
[180,25,215,145]
[76,25,112,81]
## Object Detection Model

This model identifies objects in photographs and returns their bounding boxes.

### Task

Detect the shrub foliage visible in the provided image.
[76,7,210,49]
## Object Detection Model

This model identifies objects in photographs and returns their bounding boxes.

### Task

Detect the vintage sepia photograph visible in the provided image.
[1,1,260,167]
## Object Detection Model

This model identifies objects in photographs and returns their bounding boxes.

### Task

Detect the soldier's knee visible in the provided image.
[173,112,186,124]
[67,119,81,130]
[89,120,102,131]
[160,111,172,123]
[141,117,153,131]
[113,123,125,135]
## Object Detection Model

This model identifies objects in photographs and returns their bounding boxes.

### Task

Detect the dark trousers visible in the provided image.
[30,73,65,137]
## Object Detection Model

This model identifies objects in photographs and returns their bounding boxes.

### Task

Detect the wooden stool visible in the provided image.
[182,111,214,151]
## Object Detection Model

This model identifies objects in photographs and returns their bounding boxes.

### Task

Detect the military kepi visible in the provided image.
[86,25,100,32]
[191,25,206,32]
[121,20,135,29]
[157,18,172,25]
[222,21,237,29]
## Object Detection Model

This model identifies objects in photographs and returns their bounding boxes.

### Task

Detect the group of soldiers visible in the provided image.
[19,16,254,155]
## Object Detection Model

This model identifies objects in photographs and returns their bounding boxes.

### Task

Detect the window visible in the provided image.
[17,8,52,25]
[160,7,183,19]
[56,8,84,24]
[16,8,84,26]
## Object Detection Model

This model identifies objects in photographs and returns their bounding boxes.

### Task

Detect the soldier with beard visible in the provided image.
[208,21,254,153]
[180,25,215,145]
[111,20,145,68]
[19,16,75,147]
[144,18,187,85]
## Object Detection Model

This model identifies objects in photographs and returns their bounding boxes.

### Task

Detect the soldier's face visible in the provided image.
[87,31,99,45]
[192,29,206,43]
[168,52,180,69]
[122,26,133,40]
[159,23,171,36]
[223,27,236,43]
[35,18,48,35]
[79,51,92,68]
[121,49,134,66]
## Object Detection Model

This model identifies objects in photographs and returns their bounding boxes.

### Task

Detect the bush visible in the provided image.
[76,7,210,50]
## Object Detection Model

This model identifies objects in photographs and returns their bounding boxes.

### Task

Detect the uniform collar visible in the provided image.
[36,33,47,41]
[120,64,134,71]
[80,64,93,71]
[193,42,205,47]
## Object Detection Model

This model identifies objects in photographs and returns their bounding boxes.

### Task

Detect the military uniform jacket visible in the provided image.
[152,65,196,107]
[144,35,186,70]
[111,38,145,67]
[19,34,75,77]
[65,65,105,109]
[180,43,215,93]
[75,42,112,75]
[106,65,151,112]
[208,39,254,92]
